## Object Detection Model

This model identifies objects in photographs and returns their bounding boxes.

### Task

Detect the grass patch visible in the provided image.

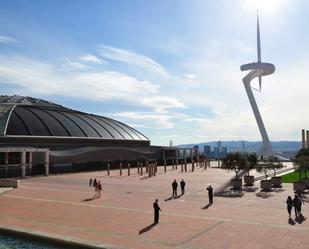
[281,170,309,183]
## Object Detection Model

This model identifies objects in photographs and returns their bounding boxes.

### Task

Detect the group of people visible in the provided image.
[153,182,214,224]
[286,193,304,218]
[89,178,102,198]
[171,179,186,197]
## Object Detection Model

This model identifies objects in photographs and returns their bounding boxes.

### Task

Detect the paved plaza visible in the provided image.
[0,163,308,249]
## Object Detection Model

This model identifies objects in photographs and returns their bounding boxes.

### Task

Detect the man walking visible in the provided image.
[207,185,213,204]
[153,199,161,223]
[172,179,178,198]
[180,179,186,195]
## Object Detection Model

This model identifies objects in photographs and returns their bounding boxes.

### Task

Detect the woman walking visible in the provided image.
[286,196,293,218]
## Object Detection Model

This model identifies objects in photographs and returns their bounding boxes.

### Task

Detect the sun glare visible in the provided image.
[245,0,281,12]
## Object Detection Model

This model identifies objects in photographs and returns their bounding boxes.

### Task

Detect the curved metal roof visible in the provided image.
[0,95,148,142]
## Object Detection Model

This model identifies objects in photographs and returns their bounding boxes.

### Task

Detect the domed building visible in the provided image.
[0,95,176,178]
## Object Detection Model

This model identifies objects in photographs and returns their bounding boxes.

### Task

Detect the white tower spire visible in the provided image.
[240,12,275,158]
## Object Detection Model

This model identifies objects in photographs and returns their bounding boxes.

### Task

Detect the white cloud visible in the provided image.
[112,112,173,129]
[0,34,17,44]
[79,54,105,64]
[141,96,186,113]
[98,45,170,77]
[61,58,89,71]
[185,73,196,82]
[0,55,185,114]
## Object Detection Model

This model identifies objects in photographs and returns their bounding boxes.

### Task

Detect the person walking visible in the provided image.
[286,196,293,218]
[180,179,186,195]
[153,199,161,223]
[207,185,213,204]
[98,181,102,198]
[298,193,304,215]
[172,179,178,198]
[93,178,97,188]
[89,178,92,187]
[293,195,300,218]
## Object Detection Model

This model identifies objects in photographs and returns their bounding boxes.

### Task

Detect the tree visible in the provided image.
[245,153,258,176]
[221,152,247,179]
[294,155,309,181]
[264,156,284,177]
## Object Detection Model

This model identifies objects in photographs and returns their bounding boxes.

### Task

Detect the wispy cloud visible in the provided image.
[79,54,105,64]
[0,34,17,44]
[112,112,174,129]
[61,58,89,71]
[0,55,184,114]
[98,45,170,77]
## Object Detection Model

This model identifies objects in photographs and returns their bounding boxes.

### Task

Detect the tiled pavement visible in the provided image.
[0,162,308,249]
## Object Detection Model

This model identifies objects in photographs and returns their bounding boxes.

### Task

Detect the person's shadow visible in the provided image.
[295,213,306,224]
[288,217,296,225]
[201,203,213,209]
[82,197,97,202]
[138,223,157,234]
[165,196,174,201]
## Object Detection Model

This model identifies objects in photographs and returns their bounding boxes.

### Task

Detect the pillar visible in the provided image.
[5,152,9,175]
[29,152,33,176]
[140,162,143,175]
[164,160,166,172]
[306,130,309,149]
[128,163,130,176]
[120,162,122,176]
[137,162,140,173]
[146,161,149,173]
[44,150,49,176]
[21,150,26,178]
[302,129,306,149]
[107,163,110,176]
[148,164,152,177]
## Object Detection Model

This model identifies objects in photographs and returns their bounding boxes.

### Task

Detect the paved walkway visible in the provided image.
[0,163,308,249]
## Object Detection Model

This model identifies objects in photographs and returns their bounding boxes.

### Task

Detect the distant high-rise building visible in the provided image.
[221,147,227,158]
[204,145,211,158]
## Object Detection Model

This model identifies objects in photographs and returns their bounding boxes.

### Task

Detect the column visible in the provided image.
[164,160,166,173]
[191,149,194,172]
[128,163,130,176]
[107,163,110,176]
[5,152,9,175]
[44,150,49,176]
[306,130,309,149]
[148,164,152,177]
[21,150,26,178]
[137,162,140,173]
[302,129,306,149]
[184,149,187,172]
[120,162,122,176]
[28,152,33,176]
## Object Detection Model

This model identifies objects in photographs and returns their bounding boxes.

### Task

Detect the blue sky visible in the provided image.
[0,0,308,145]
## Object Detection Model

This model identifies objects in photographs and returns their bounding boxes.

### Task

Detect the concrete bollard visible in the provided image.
[107,163,110,176]
[120,163,122,176]
[164,160,166,173]
[128,163,130,176]
[137,162,140,173]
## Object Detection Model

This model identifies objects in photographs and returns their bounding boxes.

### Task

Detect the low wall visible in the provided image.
[0,179,19,188]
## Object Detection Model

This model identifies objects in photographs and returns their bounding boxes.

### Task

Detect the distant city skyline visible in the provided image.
[0,0,307,146]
